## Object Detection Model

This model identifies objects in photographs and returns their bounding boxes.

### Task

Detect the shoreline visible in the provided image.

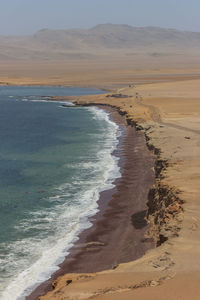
[27,105,155,299]
[1,69,200,299]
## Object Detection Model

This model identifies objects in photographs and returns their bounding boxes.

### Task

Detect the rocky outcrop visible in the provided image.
[147,183,183,246]
[144,131,183,247]
[124,115,183,247]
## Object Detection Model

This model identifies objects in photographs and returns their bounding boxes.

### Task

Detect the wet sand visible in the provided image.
[0,50,199,298]
[34,78,200,300]
[27,106,155,299]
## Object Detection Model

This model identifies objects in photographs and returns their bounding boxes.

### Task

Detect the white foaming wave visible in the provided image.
[17,95,74,106]
[63,160,100,171]
[1,189,100,300]
[30,99,74,106]
[1,106,121,300]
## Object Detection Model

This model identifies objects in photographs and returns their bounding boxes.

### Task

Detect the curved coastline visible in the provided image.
[26,104,155,299]
[1,71,200,300]
[1,105,121,300]
[0,87,114,300]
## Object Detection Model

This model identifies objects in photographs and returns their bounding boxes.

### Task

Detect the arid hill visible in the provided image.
[1,24,200,61]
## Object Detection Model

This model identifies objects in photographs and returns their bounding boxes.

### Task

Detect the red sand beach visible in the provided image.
[27,106,155,299]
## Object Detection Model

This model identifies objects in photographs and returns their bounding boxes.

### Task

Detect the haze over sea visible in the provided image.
[0,86,121,300]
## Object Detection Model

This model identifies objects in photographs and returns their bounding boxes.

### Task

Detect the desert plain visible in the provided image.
[36,77,200,300]
[1,24,200,299]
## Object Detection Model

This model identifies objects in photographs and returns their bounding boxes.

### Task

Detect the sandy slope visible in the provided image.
[1,24,200,299]
[1,55,200,90]
[38,78,200,300]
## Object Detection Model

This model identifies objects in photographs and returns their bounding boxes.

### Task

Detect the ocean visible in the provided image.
[0,86,121,300]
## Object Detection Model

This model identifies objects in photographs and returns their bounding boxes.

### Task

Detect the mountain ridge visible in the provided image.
[1,24,200,61]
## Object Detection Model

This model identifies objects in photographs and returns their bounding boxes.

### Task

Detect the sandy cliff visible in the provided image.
[38,79,200,299]
[1,23,200,300]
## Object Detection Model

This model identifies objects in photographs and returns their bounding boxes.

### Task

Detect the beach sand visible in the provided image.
[1,56,200,90]
[2,57,200,299]
[27,78,200,300]
[27,106,155,299]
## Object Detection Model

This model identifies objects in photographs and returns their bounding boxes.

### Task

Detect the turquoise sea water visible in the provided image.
[0,86,120,300]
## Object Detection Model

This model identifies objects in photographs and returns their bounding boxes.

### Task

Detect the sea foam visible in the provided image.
[1,107,121,300]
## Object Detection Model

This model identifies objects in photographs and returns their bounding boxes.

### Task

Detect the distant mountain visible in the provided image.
[1,24,200,61]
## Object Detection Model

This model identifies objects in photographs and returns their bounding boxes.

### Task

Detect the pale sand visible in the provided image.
[1,55,200,90]
[1,56,200,299]
[37,78,200,299]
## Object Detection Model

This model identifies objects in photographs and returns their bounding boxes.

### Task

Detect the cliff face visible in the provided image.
[65,97,184,250]
[115,105,184,248]
[145,142,183,246]
[33,78,200,299]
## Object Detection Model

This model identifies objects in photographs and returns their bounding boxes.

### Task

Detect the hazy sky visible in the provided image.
[0,0,200,35]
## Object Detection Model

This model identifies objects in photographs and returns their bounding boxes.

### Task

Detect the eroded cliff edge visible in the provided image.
[39,80,200,299]
[74,100,184,249]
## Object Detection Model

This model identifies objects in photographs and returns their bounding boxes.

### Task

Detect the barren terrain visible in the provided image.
[1,24,200,300]
[38,78,200,300]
